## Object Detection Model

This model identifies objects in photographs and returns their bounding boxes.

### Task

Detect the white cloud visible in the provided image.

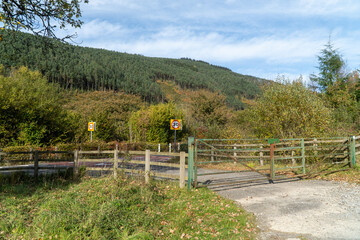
[81,26,326,63]
[74,0,360,79]
[76,20,131,40]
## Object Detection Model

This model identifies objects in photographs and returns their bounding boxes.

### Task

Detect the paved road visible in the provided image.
[196,170,360,240]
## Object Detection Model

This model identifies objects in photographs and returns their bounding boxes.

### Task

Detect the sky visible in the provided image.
[65,0,360,82]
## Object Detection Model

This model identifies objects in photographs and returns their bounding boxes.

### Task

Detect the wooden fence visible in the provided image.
[0,150,74,179]
[0,149,188,188]
[76,148,188,188]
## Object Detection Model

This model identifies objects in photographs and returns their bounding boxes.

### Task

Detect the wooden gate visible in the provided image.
[187,137,357,189]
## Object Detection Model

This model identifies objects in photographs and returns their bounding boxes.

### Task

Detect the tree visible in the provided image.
[310,40,348,92]
[0,0,88,41]
[129,103,184,143]
[0,66,75,146]
[247,77,332,138]
[186,90,230,138]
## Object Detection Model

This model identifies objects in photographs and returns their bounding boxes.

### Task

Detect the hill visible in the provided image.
[0,31,267,109]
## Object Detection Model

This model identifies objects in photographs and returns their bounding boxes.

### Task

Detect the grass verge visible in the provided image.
[0,176,257,239]
[314,165,360,184]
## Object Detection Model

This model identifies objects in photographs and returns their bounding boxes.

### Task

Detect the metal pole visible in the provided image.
[301,138,306,174]
[174,130,177,153]
[187,137,194,190]
[350,136,356,167]
[270,143,275,181]
[90,131,93,142]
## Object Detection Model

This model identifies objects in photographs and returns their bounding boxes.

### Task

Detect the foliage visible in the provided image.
[0,177,257,239]
[185,90,231,138]
[310,41,348,92]
[247,77,332,138]
[63,91,144,142]
[309,41,360,134]
[0,31,266,108]
[129,103,185,143]
[0,0,88,40]
[0,66,75,146]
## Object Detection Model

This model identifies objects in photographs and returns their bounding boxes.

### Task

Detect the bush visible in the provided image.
[247,77,332,138]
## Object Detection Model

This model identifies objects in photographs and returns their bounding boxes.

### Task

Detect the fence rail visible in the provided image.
[0,148,188,188]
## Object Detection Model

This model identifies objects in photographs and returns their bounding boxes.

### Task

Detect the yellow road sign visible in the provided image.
[88,122,96,131]
[170,119,182,130]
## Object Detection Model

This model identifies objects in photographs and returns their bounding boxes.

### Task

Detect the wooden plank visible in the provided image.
[79,150,114,154]
[0,159,34,163]
[0,165,34,170]
[38,166,73,169]
[5,151,72,154]
[123,160,186,168]
[38,159,73,162]
[79,158,114,163]
[77,150,188,157]
[86,167,114,171]
[121,150,188,157]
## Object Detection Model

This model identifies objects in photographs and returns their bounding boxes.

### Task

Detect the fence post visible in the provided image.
[211,147,214,161]
[301,138,306,174]
[30,147,33,161]
[73,150,79,178]
[291,150,295,166]
[34,150,39,180]
[114,145,119,178]
[55,146,59,159]
[260,145,264,166]
[145,150,151,184]
[187,137,194,190]
[180,151,186,188]
[158,143,161,152]
[178,143,181,152]
[169,143,172,153]
[234,145,237,157]
[350,136,356,167]
[314,138,318,157]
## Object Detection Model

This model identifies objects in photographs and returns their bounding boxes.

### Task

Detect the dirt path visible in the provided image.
[205,175,360,240]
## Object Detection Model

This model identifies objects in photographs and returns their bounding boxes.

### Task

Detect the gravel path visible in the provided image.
[202,171,360,240]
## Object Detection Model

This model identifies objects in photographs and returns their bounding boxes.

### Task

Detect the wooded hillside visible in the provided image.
[0,31,267,109]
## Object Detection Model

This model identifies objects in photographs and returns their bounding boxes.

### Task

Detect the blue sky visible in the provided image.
[66,0,360,81]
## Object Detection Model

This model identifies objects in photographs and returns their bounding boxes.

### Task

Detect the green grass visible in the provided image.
[0,176,257,239]
[314,165,360,184]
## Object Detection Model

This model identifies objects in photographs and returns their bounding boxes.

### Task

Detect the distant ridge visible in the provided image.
[0,31,268,109]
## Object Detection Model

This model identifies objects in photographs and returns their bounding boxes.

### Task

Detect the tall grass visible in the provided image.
[0,176,256,239]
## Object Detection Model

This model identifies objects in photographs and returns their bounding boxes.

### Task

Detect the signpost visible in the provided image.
[170,119,182,152]
[88,122,96,142]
